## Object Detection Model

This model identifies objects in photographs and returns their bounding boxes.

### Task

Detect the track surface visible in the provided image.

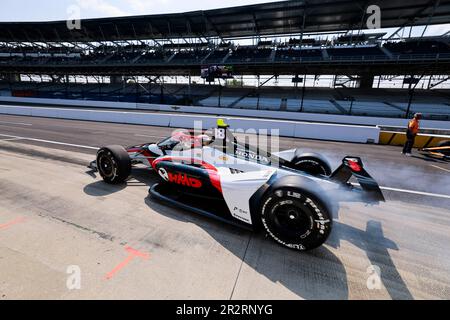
[0,114,449,299]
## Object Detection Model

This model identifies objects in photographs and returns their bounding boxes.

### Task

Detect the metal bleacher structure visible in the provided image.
[0,0,450,120]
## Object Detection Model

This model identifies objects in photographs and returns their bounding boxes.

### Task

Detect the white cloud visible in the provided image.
[124,0,170,14]
[76,0,129,17]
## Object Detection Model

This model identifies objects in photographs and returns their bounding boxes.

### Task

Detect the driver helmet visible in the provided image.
[194,134,213,148]
[171,131,193,148]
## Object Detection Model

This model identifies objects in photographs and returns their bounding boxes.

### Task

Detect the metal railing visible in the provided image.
[1,52,450,67]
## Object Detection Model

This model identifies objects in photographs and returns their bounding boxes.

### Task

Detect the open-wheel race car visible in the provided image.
[90,120,385,251]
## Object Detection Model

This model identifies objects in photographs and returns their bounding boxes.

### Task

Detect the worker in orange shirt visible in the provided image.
[402,113,422,156]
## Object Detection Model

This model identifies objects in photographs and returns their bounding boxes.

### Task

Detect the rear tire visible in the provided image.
[97,145,131,184]
[437,140,450,148]
[292,151,332,177]
[260,187,332,251]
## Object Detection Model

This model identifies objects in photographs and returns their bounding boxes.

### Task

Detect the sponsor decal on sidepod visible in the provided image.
[158,167,202,188]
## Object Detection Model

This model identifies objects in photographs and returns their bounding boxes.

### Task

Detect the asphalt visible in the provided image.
[0,114,448,206]
[0,114,449,299]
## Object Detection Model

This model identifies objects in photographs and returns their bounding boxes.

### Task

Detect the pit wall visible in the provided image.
[1,97,450,145]
[0,96,449,129]
[0,104,380,144]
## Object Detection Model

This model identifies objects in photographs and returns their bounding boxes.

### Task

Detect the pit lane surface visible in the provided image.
[0,114,449,299]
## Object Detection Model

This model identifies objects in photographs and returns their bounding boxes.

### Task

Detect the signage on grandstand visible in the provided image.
[201,65,234,82]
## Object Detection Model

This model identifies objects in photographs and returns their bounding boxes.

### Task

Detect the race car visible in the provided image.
[419,140,450,161]
[90,120,385,251]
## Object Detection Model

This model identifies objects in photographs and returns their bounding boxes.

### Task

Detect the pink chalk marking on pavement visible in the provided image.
[105,246,150,280]
[0,217,25,230]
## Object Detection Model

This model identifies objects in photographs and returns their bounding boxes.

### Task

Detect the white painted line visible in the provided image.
[350,182,450,199]
[430,164,450,173]
[0,121,33,126]
[380,186,450,199]
[0,133,99,150]
[0,138,23,142]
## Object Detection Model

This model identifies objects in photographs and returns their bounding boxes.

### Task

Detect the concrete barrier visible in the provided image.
[169,115,217,130]
[294,122,380,144]
[126,113,171,127]
[229,118,296,137]
[0,105,32,116]
[136,103,450,130]
[0,105,382,143]
[2,96,449,130]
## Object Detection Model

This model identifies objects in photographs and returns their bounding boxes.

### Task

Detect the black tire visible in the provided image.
[260,187,332,251]
[292,151,332,177]
[437,140,450,148]
[96,145,131,184]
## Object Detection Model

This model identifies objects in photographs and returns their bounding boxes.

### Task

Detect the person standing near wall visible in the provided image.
[402,113,422,156]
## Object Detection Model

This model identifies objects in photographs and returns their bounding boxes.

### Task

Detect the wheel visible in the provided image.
[437,140,450,148]
[96,145,131,184]
[292,151,332,177]
[260,187,333,251]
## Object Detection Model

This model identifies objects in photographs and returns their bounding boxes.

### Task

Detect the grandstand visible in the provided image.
[0,0,450,120]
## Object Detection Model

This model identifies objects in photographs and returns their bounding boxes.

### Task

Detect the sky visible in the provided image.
[0,0,286,21]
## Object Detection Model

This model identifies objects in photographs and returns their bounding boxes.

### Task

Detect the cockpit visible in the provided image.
[157,130,215,152]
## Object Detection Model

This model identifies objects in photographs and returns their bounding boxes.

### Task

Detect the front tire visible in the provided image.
[260,187,332,251]
[97,145,131,184]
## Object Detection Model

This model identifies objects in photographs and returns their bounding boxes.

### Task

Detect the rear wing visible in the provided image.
[330,157,385,202]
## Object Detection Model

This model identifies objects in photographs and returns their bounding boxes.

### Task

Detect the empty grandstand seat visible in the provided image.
[275,49,323,62]
[203,50,230,63]
[384,40,450,57]
[171,50,209,63]
[327,46,386,60]
[136,51,166,64]
[106,51,143,63]
[227,47,272,63]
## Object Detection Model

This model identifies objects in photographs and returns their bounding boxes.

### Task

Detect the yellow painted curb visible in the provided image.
[379,131,449,148]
